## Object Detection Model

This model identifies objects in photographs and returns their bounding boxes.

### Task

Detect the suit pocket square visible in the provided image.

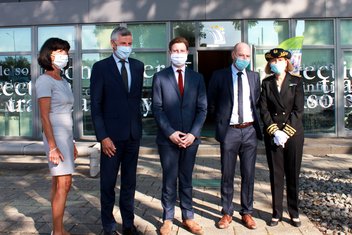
[289,83,297,86]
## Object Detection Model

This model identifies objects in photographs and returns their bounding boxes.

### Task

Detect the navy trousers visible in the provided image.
[220,125,257,216]
[100,138,140,232]
[158,144,199,221]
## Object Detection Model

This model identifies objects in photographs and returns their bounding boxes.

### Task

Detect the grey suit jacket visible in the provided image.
[208,66,263,142]
[152,66,207,145]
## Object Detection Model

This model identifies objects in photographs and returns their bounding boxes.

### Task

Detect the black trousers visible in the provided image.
[264,133,304,219]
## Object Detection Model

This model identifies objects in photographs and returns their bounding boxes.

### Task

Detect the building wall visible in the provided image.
[1,0,352,27]
[1,1,352,139]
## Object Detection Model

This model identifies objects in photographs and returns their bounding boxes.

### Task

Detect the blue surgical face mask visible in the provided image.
[235,58,250,71]
[114,46,132,60]
[270,61,286,74]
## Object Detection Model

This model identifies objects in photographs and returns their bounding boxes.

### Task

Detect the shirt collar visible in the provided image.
[172,65,186,73]
[231,64,247,77]
[113,53,129,64]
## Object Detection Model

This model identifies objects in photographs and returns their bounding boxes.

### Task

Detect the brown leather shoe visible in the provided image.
[241,214,257,229]
[182,219,204,235]
[217,214,232,229]
[160,220,173,235]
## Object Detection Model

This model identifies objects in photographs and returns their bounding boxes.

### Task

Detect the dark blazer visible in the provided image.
[208,67,262,142]
[152,66,207,145]
[259,73,304,137]
[90,55,144,141]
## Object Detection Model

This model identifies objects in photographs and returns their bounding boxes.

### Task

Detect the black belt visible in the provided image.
[230,122,253,129]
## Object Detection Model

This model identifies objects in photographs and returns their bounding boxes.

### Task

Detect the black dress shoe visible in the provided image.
[122,225,139,235]
[104,231,118,235]
[290,218,301,227]
[268,218,281,226]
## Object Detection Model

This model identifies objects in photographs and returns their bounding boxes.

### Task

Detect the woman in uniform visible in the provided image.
[259,48,304,227]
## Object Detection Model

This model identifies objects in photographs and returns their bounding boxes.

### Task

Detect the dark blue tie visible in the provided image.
[237,72,243,124]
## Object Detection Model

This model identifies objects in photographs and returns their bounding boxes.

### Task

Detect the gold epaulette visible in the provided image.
[283,124,296,137]
[267,123,279,136]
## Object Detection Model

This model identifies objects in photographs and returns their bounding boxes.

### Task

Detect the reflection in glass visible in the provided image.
[0,55,32,136]
[248,20,288,46]
[340,20,352,45]
[38,26,75,50]
[295,20,333,45]
[130,52,167,87]
[253,48,269,80]
[343,52,352,130]
[81,53,111,136]
[300,49,335,134]
[128,23,166,49]
[132,52,167,135]
[199,21,241,47]
[172,22,196,47]
[0,28,31,52]
[82,25,117,50]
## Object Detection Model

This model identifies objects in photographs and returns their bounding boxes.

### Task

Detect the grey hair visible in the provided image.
[110,26,132,41]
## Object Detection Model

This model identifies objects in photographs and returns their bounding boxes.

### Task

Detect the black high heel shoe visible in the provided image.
[290,218,301,227]
[268,218,281,226]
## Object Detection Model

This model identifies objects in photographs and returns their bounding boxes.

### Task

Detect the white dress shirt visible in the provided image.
[172,65,186,85]
[113,53,131,91]
[229,65,254,125]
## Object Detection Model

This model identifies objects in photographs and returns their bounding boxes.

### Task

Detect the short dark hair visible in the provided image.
[168,37,189,51]
[110,26,132,41]
[37,38,70,71]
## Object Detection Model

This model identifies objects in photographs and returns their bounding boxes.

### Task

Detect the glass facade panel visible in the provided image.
[128,23,167,49]
[0,55,32,136]
[248,20,289,46]
[199,21,241,47]
[343,51,352,130]
[300,49,335,133]
[131,52,167,88]
[0,28,31,52]
[82,24,117,50]
[0,19,345,139]
[131,52,167,135]
[38,26,76,50]
[296,20,334,45]
[81,53,111,136]
[340,20,352,45]
[81,52,167,136]
[172,22,196,47]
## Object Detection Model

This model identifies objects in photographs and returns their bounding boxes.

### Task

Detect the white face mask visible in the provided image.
[170,53,188,67]
[53,54,68,70]
[114,46,132,60]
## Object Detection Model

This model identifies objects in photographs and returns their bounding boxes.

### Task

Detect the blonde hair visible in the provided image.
[264,58,294,74]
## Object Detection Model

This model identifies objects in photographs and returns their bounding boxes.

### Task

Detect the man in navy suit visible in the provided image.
[152,37,207,235]
[208,42,262,230]
[90,26,144,235]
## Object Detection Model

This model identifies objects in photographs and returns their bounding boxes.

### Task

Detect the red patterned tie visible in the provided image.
[177,69,184,96]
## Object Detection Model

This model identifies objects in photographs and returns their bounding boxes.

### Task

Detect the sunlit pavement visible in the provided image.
[0,138,351,235]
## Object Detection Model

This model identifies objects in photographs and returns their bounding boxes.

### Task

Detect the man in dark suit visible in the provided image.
[90,26,144,235]
[208,42,262,230]
[152,37,207,235]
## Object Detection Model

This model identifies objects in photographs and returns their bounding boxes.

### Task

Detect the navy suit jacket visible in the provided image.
[90,55,144,142]
[152,66,207,145]
[208,67,262,142]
